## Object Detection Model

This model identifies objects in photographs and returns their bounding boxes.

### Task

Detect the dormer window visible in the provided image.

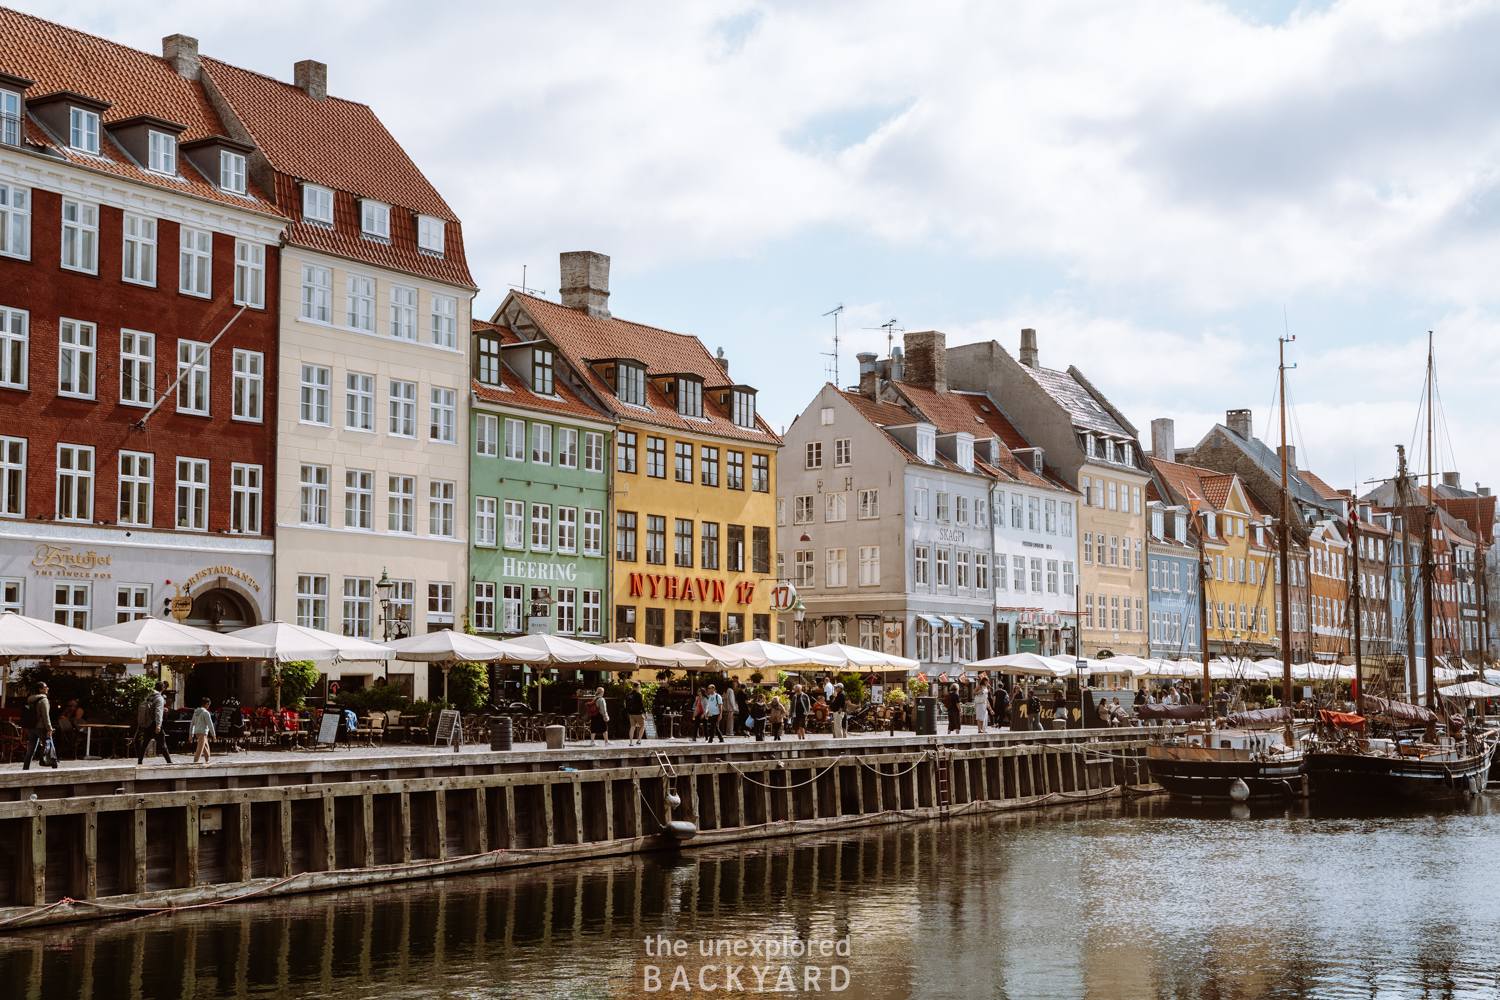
[361,200,390,239]
[475,334,501,386]
[1151,508,1164,538]
[677,377,703,417]
[220,151,247,194]
[148,131,176,174]
[69,107,100,153]
[731,389,756,428]
[956,438,974,472]
[303,184,333,225]
[1175,512,1187,539]
[616,362,646,406]
[1121,442,1133,467]
[1204,511,1217,538]
[916,426,936,464]
[532,347,554,396]
[417,215,445,255]
[1085,434,1096,458]
[1,89,21,147]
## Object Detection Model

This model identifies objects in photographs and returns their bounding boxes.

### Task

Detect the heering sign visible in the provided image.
[503,557,579,582]
[628,573,756,605]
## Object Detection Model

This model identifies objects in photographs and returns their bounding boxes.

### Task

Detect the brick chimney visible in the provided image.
[1443,471,1461,489]
[1278,444,1296,470]
[715,347,728,375]
[162,35,199,80]
[903,331,947,394]
[1019,328,1039,368]
[559,251,611,320]
[1150,418,1175,461]
[856,352,879,397]
[1226,408,1252,440]
[294,60,328,100]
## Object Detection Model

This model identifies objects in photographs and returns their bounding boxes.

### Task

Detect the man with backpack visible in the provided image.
[136,681,174,766]
[20,681,57,770]
[701,684,724,743]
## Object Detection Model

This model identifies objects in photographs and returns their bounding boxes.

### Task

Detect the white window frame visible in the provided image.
[834,437,851,467]
[232,349,263,421]
[556,588,576,635]
[795,549,815,587]
[300,263,332,322]
[344,469,374,530]
[148,130,176,175]
[300,364,331,425]
[57,319,96,399]
[176,340,210,415]
[936,549,951,589]
[914,488,928,521]
[390,284,418,340]
[61,199,98,274]
[555,505,578,554]
[557,427,579,469]
[122,213,157,286]
[388,380,416,437]
[532,423,553,465]
[858,545,879,587]
[584,432,605,473]
[69,107,100,154]
[417,215,445,254]
[429,386,456,443]
[475,496,497,546]
[56,443,94,522]
[430,294,457,349]
[303,185,333,225]
[178,226,210,297]
[234,240,264,308]
[0,90,17,148]
[473,581,496,632]
[342,577,373,638]
[429,480,456,537]
[531,502,552,551]
[583,508,603,556]
[502,584,522,633]
[0,182,29,260]
[117,451,152,526]
[230,463,261,534]
[347,274,375,332]
[299,463,329,526]
[296,574,329,631]
[54,582,91,630]
[581,589,602,636]
[388,475,415,533]
[504,499,525,548]
[806,441,822,470]
[428,582,454,623]
[0,436,24,518]
[793,495,814,525]
[476,413,498,457]
[504,418,526,461]
[219,151,247,194]
[116,585,151,624]
[361,200,390,239]
[825,491,846,523]
[175,457,209,531]
[913,546,929,587]
[345,372,374,431]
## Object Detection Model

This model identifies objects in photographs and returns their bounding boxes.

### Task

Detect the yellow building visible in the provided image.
[489,253,782,645]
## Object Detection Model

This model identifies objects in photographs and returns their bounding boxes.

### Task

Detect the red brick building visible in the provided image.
[0,12,286,701]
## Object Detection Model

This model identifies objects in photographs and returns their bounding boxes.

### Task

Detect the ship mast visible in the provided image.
[1278,336,1294,706]
[1423,332,1437,711]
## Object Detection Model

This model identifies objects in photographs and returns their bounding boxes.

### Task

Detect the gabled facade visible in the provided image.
[947,329,1149,657]
[492,253,781,647]
[468,320,613,645]
[201,45,476,696]
[0,14,286,706]
[1144,489,1201,662]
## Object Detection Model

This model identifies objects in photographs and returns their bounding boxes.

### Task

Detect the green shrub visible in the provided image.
[335,685,409,715]
[836,672,867,704]
[265,660,320,708]
[447,660,490,711]
[906,677,930,697]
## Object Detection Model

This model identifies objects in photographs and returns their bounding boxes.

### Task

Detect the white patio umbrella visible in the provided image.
[966,652,1070,678]
[718,639,845,669]
[500,633,637,666]
[385,630,548,664]
[601,642,712,669]
[666,641,756,670]
[92,617,272,659]
[0,612,146,707]
[230,621,395,711]
[803,643,919,671]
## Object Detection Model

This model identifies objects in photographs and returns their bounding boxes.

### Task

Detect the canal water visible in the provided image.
[5,795,1500,999]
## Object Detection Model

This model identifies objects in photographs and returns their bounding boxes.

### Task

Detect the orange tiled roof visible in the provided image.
[505,293,782,447]
[832,388,974,474]
[473,318,523,345]
[0,9,282,216]
[1296,468,1345,502]
[471,375,611,425]
[1201,473,1236,510]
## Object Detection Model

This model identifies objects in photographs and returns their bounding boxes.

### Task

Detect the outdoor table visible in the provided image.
[76,723,130,759]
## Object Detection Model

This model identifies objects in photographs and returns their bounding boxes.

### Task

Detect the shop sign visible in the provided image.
[627,573,756,605]
[29,544,112,579]
[882,620,903,656]
[184,565,261,593]
[502,557,579,582]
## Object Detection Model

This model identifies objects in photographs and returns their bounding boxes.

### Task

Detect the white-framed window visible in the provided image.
[61,199,98,273]
[0,183,29,259]
[116,585,150,623]
[117,451,152,526]
[806,441,822,469]
[342,577,372,638]
[0,89,16,146]
[345,372,374,431]
[1031,558,1044,594]
[776,498,785,526]
[1027,496,1040,531]
[429,387,456,443]
[473,582,496,632]
[1011,492,1023,527]
[300,263,331,322]
[429,480,455,537]
[54,582,90,629]
[388,475,415,533]
[303,185,333,225]
[531,423,552,465]
[793,495,814,524]
[231,463,261,534]
[234,241,264,307]
[428,582,454,623]
[583,508,603,556]
[731,389,756,428]
[390,284,418,340]
[58,319,95,398]
[834,438,851,467]
[825,491,846,522]
[975,495,988,528]
[795,549,815,587]
[501,584,523,633]
[914,488,928,520]
[504,499,525,547]
[299,463,329,526]
[937,492,950,522]
[1045,498,1057,534]
[976,552,990,591]
[956,495,969,525]
[56,444,93,521]
[476,413,498,457]
[581,589,602,636]
[296,574,328,631]
[361,200,390,238]
[0,305,25,387]
[557,506,578,553]
[179,226,210,296]
[388,379,416,436]
[958,551,972,590]
[556,588,576,635]
[431,294,457,348]
[0,580,19,616]
[557,427,579,469]
[0,437,24,517]
[1013,555,1026,591]
[858,545,879,586]
[122,214,156,285]
[175,458,208,531]
[475,496,497,546]
[347,275,375,331]
[148,130,176,174]
[300,364,331,424]
[916,619,932,661]
[531,502,552,551]
[936,549,951,588]
[584,432,605,473]
[914,545,929,586]
[344,469,374,529]
[219,151,247,194]
[232,349,263,421]
[504,418,526,461]
[417,215,445,254]
[69,107,100,153]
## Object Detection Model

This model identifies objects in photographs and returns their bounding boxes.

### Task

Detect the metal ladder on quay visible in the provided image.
[934,742,952,820]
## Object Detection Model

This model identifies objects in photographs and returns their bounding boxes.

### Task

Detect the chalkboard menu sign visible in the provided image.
[316,711,341,745]
[214,708,236,733]
[433,709,461,746]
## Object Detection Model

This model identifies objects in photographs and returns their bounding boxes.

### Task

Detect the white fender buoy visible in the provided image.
[665,789,682,808]
[1229,778,1251,802]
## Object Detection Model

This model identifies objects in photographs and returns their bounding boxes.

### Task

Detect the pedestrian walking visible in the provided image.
[587,686,610,746]
[627,682,647,745]
[830,683,847,738]
[724,679,739,739]
[974,680,990,733]
[135,682,174,766]
[690,686,706,742]
[749,693,768,741]
[994,684,1011,731]
[190,697,217,764]
[20,682,57,770]
[791,684,811,740]
[769,693,786,741]
[702,684,724,743]
[823,676,835,703]
[946,684,962,734]
[1026,690,1043,731]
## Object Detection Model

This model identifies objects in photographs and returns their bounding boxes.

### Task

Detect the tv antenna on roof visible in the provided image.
[508,265,547,297]
[822,304,843,384]
[864,318,904,359]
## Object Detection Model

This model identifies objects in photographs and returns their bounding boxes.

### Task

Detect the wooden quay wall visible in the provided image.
[0,726,1177,929]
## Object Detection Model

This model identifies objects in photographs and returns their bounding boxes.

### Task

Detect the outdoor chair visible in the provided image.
[0,721,23,763]
[366,713,386,745]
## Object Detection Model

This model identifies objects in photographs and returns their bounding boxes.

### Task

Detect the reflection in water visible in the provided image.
[5,795,1500,999]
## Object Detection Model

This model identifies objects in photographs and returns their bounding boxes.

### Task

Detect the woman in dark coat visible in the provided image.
[946,684,962,733]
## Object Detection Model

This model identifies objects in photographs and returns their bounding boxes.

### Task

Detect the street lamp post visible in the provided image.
[376,568,394,684]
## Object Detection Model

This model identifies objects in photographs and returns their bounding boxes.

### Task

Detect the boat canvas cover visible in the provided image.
[1361,696,1438,724]
[1319,709,1366,732]
[1225,706,1293,727]
[1138,704,1209,721]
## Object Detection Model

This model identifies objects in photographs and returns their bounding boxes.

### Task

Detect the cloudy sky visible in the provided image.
[22,0,1500,495]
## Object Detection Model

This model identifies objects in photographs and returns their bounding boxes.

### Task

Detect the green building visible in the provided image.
[470,321,614,651]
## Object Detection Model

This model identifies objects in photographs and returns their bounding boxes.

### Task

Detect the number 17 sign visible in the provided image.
[769,582,798,612]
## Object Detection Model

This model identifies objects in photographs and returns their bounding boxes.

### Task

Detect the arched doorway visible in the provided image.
[183,586,263,708]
